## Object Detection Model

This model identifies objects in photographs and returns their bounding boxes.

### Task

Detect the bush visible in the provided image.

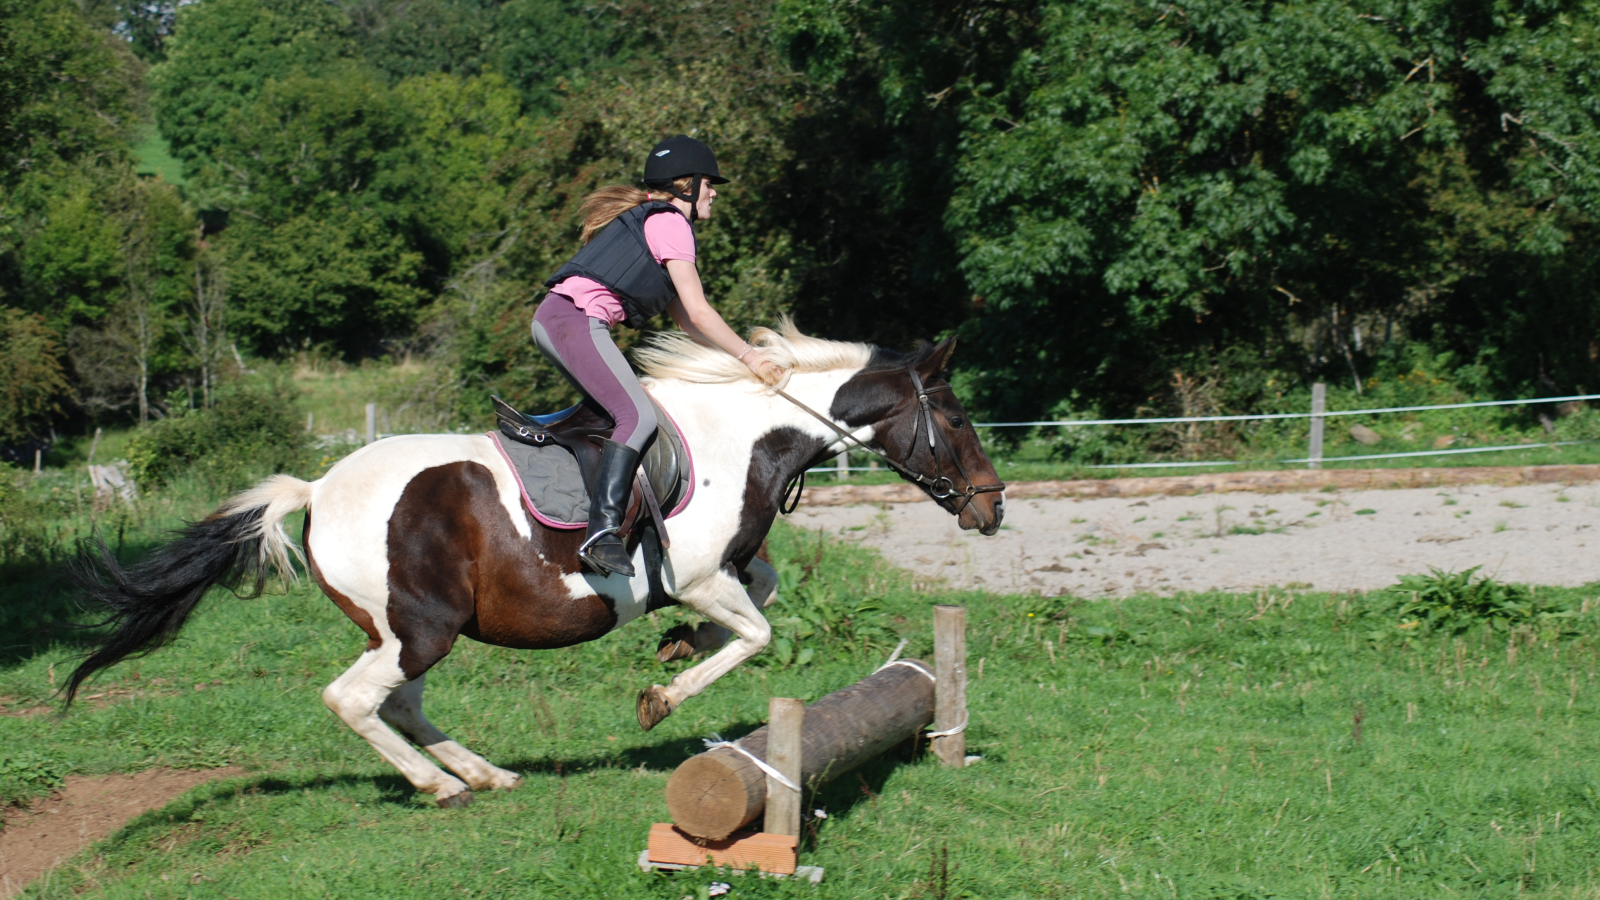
[126,375,311,491]
[0,464,61,566]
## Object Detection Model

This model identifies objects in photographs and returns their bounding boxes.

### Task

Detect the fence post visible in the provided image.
[1307,383,1326,469]
[836,450,849,480]
[365,403,377,445]
[933,605,967,768]
[764,697,803,837]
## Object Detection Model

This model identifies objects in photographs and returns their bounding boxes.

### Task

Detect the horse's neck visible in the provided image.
[652,371,861,496]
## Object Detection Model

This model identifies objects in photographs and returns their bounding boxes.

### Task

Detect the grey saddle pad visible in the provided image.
[488,410,694,529]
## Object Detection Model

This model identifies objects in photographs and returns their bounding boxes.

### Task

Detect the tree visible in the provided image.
[225,207,425,356]
[184,241,228,410]
[149,0,354,173]
[0,309,70,443]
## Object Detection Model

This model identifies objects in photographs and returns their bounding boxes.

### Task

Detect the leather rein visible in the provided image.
[772,365,1007,515]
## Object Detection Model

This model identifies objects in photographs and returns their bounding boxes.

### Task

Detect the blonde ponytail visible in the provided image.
[578,177,696,243]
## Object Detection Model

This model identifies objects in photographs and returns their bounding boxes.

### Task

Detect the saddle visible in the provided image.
[489,394,692,566]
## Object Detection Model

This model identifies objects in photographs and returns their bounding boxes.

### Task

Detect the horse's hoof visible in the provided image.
[637,685,676,731]
[656,625,697,663]
[436,790,474,809]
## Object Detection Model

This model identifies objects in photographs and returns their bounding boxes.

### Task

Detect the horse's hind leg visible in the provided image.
[322,645,474,807]
[379,675,522,792]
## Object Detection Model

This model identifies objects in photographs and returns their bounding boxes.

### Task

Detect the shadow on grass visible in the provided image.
[0,530,228,670]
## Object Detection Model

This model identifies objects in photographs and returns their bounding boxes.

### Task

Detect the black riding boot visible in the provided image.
[578,439,639,578]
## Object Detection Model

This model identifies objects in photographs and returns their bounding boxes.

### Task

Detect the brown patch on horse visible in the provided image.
[305,509,381,651]
[385,462,625,680]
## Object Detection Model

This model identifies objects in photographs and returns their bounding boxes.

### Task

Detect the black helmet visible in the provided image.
[643,135,727,223]
[643,135,729,186]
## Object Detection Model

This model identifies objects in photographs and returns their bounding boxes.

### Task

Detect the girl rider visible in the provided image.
[536,135,787,578]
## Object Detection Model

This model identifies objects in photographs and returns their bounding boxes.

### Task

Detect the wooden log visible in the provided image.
[933,605,967,767]
[764,698,803,837]
[646,823,797,874]
[665,660,935,840]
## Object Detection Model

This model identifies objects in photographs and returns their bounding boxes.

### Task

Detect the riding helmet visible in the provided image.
[643,135,730,186]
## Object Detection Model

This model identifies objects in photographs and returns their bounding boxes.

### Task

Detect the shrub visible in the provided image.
[126,375,311,491]
[0,464,61,566]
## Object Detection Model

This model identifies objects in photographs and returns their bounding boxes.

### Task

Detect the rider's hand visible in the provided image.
[742,350,788,387]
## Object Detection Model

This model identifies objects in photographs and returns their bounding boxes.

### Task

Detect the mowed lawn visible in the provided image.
[4,522,1600,899]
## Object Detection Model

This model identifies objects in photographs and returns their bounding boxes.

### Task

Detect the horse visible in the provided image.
[61,322,1005,807]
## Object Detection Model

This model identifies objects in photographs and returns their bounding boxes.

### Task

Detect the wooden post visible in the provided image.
[33,449,41,474]
[306,412,315,434]
[836,450,849,480]
[365,403,377,445]
[764,698,803,837]
[1307,383,1326,470]
[933,605,967,768]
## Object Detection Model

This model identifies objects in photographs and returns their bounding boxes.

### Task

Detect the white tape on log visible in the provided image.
[702,738,800,794]
[876,659,935,682]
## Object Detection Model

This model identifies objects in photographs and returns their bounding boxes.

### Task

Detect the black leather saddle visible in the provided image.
[490,394,691,520]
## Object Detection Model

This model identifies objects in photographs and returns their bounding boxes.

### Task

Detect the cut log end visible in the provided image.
[665,750,764,840]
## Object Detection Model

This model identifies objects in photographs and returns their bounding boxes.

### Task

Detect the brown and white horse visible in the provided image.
[63,323,1004,807]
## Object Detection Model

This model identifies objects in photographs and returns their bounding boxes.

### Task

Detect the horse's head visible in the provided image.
[831,338,1005,535]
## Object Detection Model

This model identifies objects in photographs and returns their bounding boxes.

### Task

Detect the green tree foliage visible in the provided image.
[0,0,135,184]
[0,309,70,442]
[227,208,425,356]
[149,0,354,172]
[781,0,1600,428]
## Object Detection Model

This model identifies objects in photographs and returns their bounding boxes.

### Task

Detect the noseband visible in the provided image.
[773,365,1007,515]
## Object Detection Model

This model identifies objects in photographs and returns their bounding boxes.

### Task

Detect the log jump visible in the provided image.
[642,605,969,880]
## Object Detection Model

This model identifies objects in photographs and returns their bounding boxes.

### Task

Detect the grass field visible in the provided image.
[5,511,1600,899]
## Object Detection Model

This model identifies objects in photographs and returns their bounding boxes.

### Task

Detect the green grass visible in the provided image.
[5,510,1600,898]
[130,124,185,187]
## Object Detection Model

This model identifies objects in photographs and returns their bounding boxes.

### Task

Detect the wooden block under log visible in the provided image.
[646,823,798,874]
[665,659,935,840]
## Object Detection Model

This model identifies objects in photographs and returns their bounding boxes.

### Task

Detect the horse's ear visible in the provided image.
[917,337,957,378]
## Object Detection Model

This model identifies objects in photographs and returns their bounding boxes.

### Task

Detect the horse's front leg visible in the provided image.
[656,557,778,662]
[638,564,772,730]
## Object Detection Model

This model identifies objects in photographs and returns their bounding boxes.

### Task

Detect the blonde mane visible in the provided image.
[634,317,875,384]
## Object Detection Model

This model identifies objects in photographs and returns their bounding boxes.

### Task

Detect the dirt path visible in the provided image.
[794,480,1600,597]
[0,767,243,898]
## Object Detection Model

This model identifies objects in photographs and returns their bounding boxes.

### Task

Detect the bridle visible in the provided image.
[772,365,1007,515]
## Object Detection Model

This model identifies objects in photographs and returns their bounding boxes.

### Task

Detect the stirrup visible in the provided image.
[577,527,633,577]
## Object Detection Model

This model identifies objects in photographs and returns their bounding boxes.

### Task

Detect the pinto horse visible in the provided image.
[63,323,1005,807]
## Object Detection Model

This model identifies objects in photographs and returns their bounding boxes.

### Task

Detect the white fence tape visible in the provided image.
[974,392,1600,429]
[1079,439,1599,470]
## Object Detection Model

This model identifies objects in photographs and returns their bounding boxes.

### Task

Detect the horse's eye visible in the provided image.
[950,417,965,429]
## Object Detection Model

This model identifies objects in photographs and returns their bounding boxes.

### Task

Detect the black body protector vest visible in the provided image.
[545,201,692,330]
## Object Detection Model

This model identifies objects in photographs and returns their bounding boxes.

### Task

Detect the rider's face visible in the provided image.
[696,182,716,220]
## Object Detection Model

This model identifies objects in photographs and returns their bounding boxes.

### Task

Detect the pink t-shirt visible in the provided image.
[553,210,696,326]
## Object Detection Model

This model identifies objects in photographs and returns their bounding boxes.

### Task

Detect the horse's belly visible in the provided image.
[465,531,634,649]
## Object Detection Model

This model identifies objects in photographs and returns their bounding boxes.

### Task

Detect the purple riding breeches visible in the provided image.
[530,293,657,452]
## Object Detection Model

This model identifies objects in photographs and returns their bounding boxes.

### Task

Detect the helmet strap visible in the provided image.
[660,175,704,223]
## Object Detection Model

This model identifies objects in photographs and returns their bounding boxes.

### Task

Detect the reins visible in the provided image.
[772,365,1006,514]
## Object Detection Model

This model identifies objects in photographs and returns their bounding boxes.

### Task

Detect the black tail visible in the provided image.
[62,506,272,705]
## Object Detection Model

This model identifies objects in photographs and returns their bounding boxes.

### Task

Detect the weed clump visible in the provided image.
[1385,566,1575,635]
